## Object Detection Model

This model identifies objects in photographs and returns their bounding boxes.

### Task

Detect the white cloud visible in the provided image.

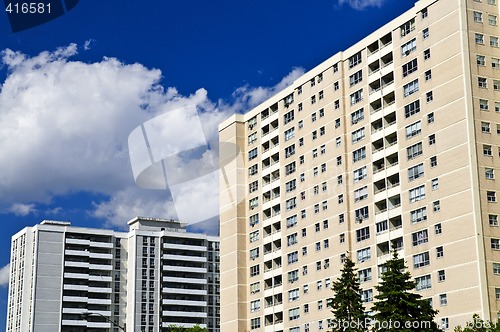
[0,44,304,230]
[337,0,384,10]
[8,203,36,216]
[0,264,9,287]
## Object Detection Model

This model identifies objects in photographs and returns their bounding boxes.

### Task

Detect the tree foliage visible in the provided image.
[329,256,367,331]
[372,249,440,331]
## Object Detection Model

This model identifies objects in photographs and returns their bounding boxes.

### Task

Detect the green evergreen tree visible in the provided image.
[372,249,440,331]
[166,325,208,332]
[329,256,367,331]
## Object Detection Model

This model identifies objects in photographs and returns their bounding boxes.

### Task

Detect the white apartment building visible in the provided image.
[6,217,220,332]
[219,0,500,330]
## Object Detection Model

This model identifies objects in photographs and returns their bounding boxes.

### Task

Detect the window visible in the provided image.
[430,156,438,167]
[492,264,500,279]
[356,226,370,242]
[427,112,434,124]
[284,110,295,124]
[319,108,325,117]
[425,70,432,81]
[250,248,259,260]
[437,246,444,258]
[287,233,298,247]
[312,131,317,140]
[317,280,322,290]
[322,201,328,210]
[249,230,259,243]
[406,121,422,138]
[361,289,373,303]
[407,142,423,160]
[435,223,442,235]
[484,145,493,156]
[413,252,430,268]
[476,33,485,44]
[477,55,486,66]
[486,168,495,180]
[250,299,260,312]
[354,186,368,202]
[310,78,315,87]
[334,100,340,109]
[415,275,431,291]
[404,99,420,118]
[311,95,316,104]
[298,103,303,112]
[479,77,488,88]
[285,145,295,158]
[433,200,441,212]
[491,15,498,26]
[350,89,363,105]
[480,99,489,110]
[248,132,257,145]
[424,49,431,60]
[488,191,497,202]
[408,163,424,181]
[493,239,500,250]
[249,214,259,227]
[336,156,342,165]
[353,166,367,182]
[287,251,299,265]
[495,80,500,90]
[403,79,419,97]
[489,0,497,4]
[352,127,365,143]
[250,264,260,277]
[400,18,415,36]
[411,207,427,223]
[442,318,449,330]
[440,294,448,306]
[432,178,439,190]
[412,229,429,246]
[357,247,371,263]
[320,144,326,154]
[334,81,339,91]
[429,134,436,145]
[288,288,300,302]
[351,108,365,124]
[301,209,306,219]
[355,206,369,221]
[353,147,366,162]
[287,215,298,228]
[426,91,433,102]
[409,185,426,203]
[438,270,446,282]
[422,28,429,39]
[349,52,362,68]
[482,121,491,133]
[250,317,261,330]
[299,137,304,146]
[336,137,341,147]
[340,233,345,243]
[319,90,324,100]
[490,214,498,226]
[286,161,296,175]
[421,8,428,18]
[248,148,258,161]
[335,118,341,128]
[376,220,388,233]
[474,11,483,23]
[297,86,302,95]
[337,175,343,185]
[401,38,417,57]
[285,127,295,141]
[349,70,363,86]
[493,58,500,68]
[491,36,499,47]
[402,59,418,77]
[249,181,258,193]
[358,268,372,283]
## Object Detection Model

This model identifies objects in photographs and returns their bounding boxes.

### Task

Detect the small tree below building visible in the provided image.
[329,256,367,332]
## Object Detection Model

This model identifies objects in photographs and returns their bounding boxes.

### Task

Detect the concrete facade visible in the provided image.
[6,218,220,332]
[219,0,500,330]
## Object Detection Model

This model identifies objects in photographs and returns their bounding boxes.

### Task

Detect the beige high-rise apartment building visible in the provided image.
[219,0,500,330]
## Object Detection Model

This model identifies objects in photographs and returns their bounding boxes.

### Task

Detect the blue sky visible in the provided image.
[0,0,416,328]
